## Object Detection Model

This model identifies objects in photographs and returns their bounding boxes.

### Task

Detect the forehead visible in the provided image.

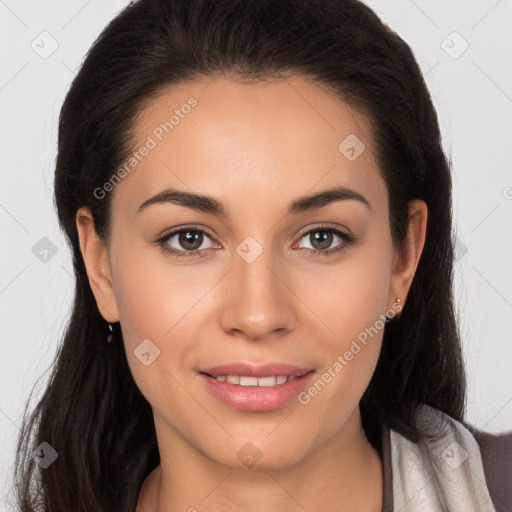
[110,74,383,219]
[135,74,372,142]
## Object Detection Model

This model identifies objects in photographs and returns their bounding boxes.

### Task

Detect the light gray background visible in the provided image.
[1,0,512,508]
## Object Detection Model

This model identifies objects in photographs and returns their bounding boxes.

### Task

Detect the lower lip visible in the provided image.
[199,371,316,411]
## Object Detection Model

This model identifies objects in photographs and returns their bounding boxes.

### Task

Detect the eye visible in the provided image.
[156,226,219,258]
[295,225,356,257]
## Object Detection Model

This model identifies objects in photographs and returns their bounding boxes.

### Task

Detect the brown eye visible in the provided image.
[308,230,335,250]
[297,227,354,255]
[157,226,218,258]
[175,230,204,251]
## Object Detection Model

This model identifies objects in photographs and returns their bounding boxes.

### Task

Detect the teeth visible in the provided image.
[217,375,293,386]
[257,376,278,386]
[226,375,240,385]
[240,376,258,386]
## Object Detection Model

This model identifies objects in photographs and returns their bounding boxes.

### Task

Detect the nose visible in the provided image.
[219,243,298,342]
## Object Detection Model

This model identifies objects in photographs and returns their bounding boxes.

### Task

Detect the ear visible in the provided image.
[75,206,120,323]
[388,199,428,311]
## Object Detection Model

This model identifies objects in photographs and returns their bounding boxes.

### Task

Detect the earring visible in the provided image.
[386,297,403,321]
[106,322,113,343]
[395,297,403,319]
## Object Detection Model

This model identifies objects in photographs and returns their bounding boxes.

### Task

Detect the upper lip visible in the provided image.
[199,363,314,378]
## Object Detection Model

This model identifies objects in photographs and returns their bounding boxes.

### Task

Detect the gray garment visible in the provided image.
[469,428,512,512]
[380,411,512,511]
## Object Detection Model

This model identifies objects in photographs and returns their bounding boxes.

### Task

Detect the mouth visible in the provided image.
[198,367,316,412]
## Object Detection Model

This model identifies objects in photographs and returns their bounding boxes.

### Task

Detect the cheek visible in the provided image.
[293,248,391,344]
[113,266,166,342]
[294,246,391,412]
[111,257,197,415]
[110,245,218,390]
[111,238,207,341]
[300,305,385,438]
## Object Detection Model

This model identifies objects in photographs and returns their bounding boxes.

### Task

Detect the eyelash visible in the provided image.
[155,224,357,259]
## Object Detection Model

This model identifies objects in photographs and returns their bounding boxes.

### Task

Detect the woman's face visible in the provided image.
[78,75,426,470]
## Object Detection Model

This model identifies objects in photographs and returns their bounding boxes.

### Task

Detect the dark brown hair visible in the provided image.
[14,0,466,510]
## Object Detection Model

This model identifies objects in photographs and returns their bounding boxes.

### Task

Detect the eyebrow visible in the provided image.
[136,185,371,216]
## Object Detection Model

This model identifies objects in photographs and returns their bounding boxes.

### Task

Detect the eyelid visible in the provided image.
[295,222,352,239]
[157,223,216,237]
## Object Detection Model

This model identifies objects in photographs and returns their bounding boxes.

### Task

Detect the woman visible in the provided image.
[14,0,512,510]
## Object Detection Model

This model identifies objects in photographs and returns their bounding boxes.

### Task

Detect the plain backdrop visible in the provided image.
[1,0,511,508]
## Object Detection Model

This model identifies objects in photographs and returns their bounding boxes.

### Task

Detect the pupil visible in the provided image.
[180,231,202,250]
[312,230,332,250]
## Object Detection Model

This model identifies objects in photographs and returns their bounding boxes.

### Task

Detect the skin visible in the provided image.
[76,75,427,511]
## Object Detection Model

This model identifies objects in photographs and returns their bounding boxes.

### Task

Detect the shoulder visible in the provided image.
[414,405,512,512]
[465,424,512,512]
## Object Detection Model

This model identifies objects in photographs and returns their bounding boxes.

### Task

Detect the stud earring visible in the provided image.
[395,298,403,319]
[386,297,404,321]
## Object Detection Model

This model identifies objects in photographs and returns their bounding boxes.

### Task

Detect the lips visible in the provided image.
[197,362,316,411]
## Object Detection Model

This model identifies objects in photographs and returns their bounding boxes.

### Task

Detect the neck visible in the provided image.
[136,410,383,512]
